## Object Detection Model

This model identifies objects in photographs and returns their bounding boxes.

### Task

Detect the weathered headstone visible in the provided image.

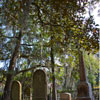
[24,87,31,100]
[11,81,22,100]
[60,93,71,100]
[76,53,94,100]
[32,69,47,100]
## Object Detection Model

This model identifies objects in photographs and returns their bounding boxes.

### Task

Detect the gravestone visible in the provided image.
[76,53,94,100]
[32,69,47,100]
[24,87,31,100]
[60,93,71,100]
[11,81,22,100]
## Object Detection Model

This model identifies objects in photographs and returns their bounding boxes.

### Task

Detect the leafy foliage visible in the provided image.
[0,0,99,99]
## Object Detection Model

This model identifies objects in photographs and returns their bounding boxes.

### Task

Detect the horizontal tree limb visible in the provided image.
[15,65,48,76]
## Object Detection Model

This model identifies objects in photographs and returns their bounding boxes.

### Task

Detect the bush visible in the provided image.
[0,92,3,100]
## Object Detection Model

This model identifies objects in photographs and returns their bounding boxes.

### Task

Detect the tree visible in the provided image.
[2,31,22,100]
[84,52,99,87]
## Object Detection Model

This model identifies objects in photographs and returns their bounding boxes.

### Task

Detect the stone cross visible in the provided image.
[11,81,22,100]
[76,53,94,100]
[32,69,47,100]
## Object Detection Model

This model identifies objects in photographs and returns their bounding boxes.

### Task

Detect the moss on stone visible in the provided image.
[11,81,22,100]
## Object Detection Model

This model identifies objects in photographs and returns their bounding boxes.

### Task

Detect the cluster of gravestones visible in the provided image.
[11,55,94,100]
[11,70,72,100]
[11,70,48,100]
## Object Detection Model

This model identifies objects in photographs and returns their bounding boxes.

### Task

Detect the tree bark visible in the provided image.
[50,36,57,100]
[63,66,67,89]
[2,31,22,100]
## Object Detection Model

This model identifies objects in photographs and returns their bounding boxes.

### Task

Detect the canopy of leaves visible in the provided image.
[0,0,99,89]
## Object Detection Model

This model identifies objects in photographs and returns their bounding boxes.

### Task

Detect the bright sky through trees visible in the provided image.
[92,3,100,27]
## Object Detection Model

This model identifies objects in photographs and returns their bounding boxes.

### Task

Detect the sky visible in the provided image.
[0,62,4,68]
[92,3,100,26]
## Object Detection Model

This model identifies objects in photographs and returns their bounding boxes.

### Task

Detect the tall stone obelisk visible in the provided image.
[76,52,94,100]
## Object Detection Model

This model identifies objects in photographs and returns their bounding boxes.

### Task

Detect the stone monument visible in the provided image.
[11,81,22,100]
[32,69,47,100]
[24,87,31,100]
[60,93,71,100]
[76,53,94,100]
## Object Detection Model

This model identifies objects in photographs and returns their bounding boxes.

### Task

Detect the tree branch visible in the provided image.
[32,2,62,27]
[0,35,18,39]
[15,65,47,76]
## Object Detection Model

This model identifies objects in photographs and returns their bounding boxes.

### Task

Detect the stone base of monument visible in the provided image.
[76,97,91,100]
[76,81,94,100]
[60,93,71,100]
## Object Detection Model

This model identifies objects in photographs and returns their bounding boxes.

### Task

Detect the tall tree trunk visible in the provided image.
[50,36,57,100]
[2,31,22,100]
[63,66,67,89]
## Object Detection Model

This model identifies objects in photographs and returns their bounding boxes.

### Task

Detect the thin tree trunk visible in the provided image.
[2,31,22,100]
[63,66,67,89]
[50,36,57,100]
